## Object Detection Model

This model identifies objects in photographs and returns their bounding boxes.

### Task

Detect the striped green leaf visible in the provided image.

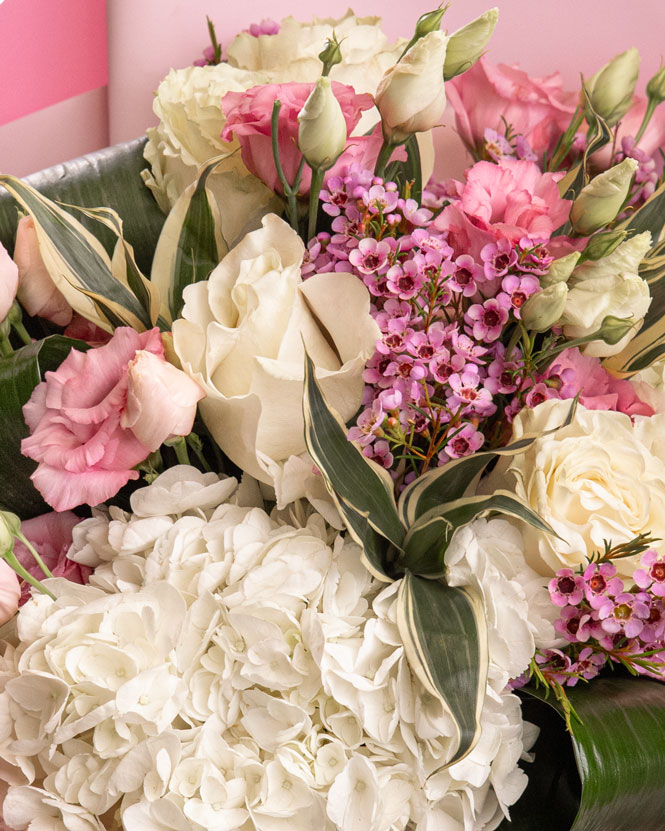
[0,175,153,332]
[397,570,488,765]
[0,336,88,518]
[616,179,665,243]
[503,678,665,830]
[302,350,405,580]
[403,490,559,576]
[151,156,229,320]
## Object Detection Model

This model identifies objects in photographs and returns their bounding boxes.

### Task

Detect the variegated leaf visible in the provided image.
[397,571,488,766]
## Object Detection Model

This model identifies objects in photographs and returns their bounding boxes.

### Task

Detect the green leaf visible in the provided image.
[403,490,559,576]
[0,175,153,332]
[616,179,665,243]
[0,137,165,275]
[302,350,405,579]
[151,155,230,320]
[396,571,488,765]
[0,336,88,518]
[398,401,577,527]
[504,678,665,831]
[384,135,423,202]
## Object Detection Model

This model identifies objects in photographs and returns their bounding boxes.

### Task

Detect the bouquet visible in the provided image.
[1,7,665,830]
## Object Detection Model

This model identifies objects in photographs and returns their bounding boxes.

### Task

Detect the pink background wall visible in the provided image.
[1,0,665,176]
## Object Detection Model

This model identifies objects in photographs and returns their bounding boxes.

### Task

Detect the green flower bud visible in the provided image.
[596,314,635,346]
[414,7,447,38]
[584,48,640,127]
[540,252,581,287]
[646,64,665,105]
[318,35,343,77]
[297,77,347,170]
[521,282,568,332]
[0,511,19,555]
[570,158,638,236]
[579,229,628,263]
[443,8,499,81]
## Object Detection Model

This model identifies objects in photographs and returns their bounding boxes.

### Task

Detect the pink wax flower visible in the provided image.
[465,295,511,342]
[593,96,665,173]
[446,57,575,159]
[634,550,665,597]
[549,568,585,607]
[450,159,571,243]
[246,18,280,36]
[21,327,205,511]
[12,510,90,604]
[597,592,651,639]
[0,241,18,324]
[583,562,623,607]
[545,348,654,418]
[0,560,20,625]
[568,647,605,685]
[553,606,594,643]
[221,82,379,195]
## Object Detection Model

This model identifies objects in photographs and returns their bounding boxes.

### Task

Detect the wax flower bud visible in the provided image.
[646,63,665,104]
[521,282,568,332]
[585,48,640,127]
[443,8,499,80]
[297,77,348,170]
[540,252,581,288]
[580,230,628,263]
[570,158,638,236]
[376,30,448,144]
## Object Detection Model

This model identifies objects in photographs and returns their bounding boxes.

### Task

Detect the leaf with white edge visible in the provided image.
[402,490,559,576]
[303,350,405,557]
[67,204,166,327]
[397,571,488,766]
[151,155,230,320]
[616,179,665,243]
[0,175,152,332]
[398,400,577,526]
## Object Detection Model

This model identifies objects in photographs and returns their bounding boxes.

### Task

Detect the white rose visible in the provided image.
[173,214,380,503]
[142,63,282,247]
[561,231,652,356]
[376,31,449,143]
[632,357,665,413]
[486,399,665,578]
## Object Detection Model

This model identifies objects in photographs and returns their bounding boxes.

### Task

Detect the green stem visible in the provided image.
[15,532,54,578]
[271,101,303,232]
[12,321,32,346]
[2,551,55,599]
[186,433,212,473]
[634,98,658,146]
[166,436,191,466]
[374,139,396,179]
[307,167,325,242]
[0,335,12,356]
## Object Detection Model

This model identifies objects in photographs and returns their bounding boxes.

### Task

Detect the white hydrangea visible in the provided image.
[0,467,548,831]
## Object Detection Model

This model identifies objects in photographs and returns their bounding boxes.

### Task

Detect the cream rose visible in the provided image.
[486,399,665,578]
[561,231,652,357]
[172,214,380,504]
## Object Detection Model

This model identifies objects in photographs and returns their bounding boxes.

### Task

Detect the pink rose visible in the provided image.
[221,81,380,194]
[437,159,571,245]
[0,560,20,625]
[21,327,205,511]
[546,347,654,418]
[447,57,576,158]
[12,510,89,605]
[14,216,73,326]
[0,241,18,323]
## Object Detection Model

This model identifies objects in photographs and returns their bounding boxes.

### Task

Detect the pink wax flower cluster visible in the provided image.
[221,82,381,195]
[540,551,665,686]
[20,327,204,512]
[303,163,566,476]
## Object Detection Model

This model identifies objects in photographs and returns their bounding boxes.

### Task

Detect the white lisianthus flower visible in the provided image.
[631,357,665,413]
[486,399,665,578]
[561,231,652,357]
[173,214,380,504]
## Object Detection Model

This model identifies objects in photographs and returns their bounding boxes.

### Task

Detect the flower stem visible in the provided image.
[271,101,302,233]
[307,167,325,242]
[165,436,191,466]
[634,98,658,146]
[2,551,55,599]
[0,335,12,356]
[15,532,54,578]
[374,139,396,179]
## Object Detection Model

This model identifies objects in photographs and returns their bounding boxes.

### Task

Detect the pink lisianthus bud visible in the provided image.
[122,350,205,451]
[0,560,20,624]
[13,216,73,326]
[20,327,203,512]
[0,242,18,324]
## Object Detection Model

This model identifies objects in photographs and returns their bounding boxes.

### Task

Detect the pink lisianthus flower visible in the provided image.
[448,159,572,243]
[446,57,576,159]
[12,510,90,604]
[221,82,380,195]
[21,327,205,511]
[544,348,653,418]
